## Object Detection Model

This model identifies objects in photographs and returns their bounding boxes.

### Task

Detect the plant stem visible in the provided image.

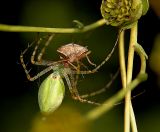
[0,19,106,33]
[126,22,138,132]
[118,26,138,132]
[130,104,138,132]
[85,31,148,121]
[85,73,147,121]
[118,30,130,132]
[118,30,126,87]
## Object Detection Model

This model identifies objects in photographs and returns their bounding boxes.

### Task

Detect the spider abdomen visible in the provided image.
[38,72,65,114]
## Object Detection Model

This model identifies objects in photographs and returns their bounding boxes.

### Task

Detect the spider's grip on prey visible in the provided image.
[20,33,117,113]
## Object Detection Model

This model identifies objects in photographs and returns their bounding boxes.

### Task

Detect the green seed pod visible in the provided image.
[100,0,145,28]
[38,72,65,114]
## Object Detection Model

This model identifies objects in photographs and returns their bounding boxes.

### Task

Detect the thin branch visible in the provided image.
[118,29,130,132]
[126,22,138,132]
[86,73,148,121]
[0,19,106,33]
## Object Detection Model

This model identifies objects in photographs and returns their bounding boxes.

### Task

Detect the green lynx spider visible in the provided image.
[20,34,117,113]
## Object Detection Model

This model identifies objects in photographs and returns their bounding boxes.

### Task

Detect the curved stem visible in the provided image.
[0,19,106,33]
[134,43,148,74]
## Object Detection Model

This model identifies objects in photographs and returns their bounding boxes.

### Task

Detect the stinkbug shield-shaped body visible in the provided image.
[57,43,89,63]
[20,34,117,113]
[57,43,96,68]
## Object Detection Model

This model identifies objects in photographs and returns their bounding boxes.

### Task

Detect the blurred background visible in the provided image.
[0,0,160,132]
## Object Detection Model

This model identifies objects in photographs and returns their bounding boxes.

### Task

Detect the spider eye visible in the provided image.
[38,73,65,114]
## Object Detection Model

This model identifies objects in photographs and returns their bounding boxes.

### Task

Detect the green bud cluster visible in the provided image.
[101,0,148,27]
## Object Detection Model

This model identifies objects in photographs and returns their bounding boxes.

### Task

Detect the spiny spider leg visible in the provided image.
[67,61,79,71]
[69,61,87,87]
[20,40,38,58]
[20,39,43,81]
[20,34,57,81]
[73,61,81,86]
[68,59,90,71]
[75,31,120,75]
[31,37,43,64]
[113,90,146,106]
[21,47,60,81]
[80,70,119,98]
[37,34,55,62]
[63,70,101,105]
[78,61,89,70]
[31,34,55,66]
[20,53,53,81]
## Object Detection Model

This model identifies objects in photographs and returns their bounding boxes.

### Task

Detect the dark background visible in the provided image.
[0,0,160,132]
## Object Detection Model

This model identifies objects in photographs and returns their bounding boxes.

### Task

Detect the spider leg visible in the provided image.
[63,71,101,105]
[68,61,86,86]
[20,36,56,81]
[20,34,47,66]
[30,36,43,64]
[37,34,55,62]
[67,61,79,71]
[67,60,89,73]
[31,34,77,67]
[75,32,120,75]
[31,34,56,66]
[80,70,119,98]
[74,61,81,86]
[20,51,53,81]
[78,61,89,70]
[20,40,38,58]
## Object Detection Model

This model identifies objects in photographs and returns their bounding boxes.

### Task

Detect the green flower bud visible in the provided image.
[100,0,148,28]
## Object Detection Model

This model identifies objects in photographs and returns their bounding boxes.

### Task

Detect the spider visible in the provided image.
[20,34,117,113]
